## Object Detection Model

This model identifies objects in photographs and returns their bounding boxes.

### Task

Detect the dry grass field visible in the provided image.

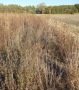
[46,14,79,26]
[44,14,79,34]
[0,13,79,90]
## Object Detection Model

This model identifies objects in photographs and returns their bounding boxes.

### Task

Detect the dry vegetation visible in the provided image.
[46,14,79,26]
[0,13,79,90]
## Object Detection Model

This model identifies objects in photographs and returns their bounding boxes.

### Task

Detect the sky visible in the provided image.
[0,0,79,6]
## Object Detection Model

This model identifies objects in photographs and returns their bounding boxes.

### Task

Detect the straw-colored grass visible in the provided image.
[0,14,79,90]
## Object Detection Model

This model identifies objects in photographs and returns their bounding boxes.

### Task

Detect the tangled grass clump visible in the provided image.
[0,14,79,90]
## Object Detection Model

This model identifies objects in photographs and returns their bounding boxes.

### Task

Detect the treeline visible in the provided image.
[0,3,79,14]
[0,4,35,13]
[44,5,78,14]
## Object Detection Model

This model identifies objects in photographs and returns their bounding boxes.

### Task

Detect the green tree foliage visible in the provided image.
[44,5,78,14]
[74,4,79,12]
[0,4,78,14]
[0,4,36,13]
[24,6,35,13]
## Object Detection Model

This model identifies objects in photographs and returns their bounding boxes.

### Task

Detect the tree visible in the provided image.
[74,4,79,12]
[36,3,46,13]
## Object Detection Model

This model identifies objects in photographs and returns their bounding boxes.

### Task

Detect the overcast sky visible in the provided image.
[0,0,79,6]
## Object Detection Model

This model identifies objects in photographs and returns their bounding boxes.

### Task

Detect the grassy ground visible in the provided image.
[44,14,79,34]
[0,13,79,90]
[45,14,79,26]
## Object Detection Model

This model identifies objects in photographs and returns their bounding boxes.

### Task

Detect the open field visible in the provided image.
[46,14,79,26]
[0,14,79,90]
[40,14,79,34]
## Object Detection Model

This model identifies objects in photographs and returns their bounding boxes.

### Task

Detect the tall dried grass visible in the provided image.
[0,14,79,90]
